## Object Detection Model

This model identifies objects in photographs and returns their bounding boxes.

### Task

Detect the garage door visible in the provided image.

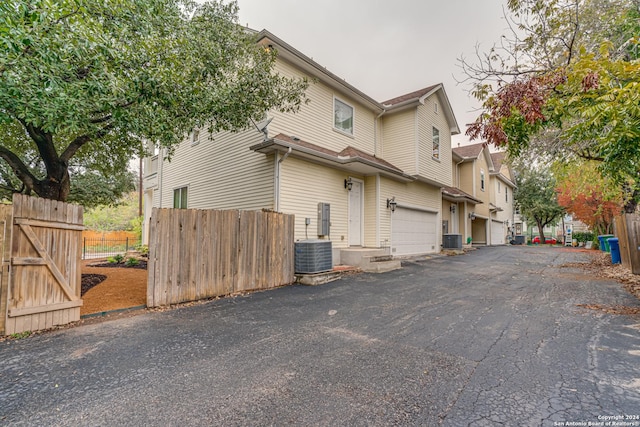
[391,208,438,255]
[490,220,505,245]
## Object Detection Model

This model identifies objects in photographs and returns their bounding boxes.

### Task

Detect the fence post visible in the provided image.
[83,237,86,260]
[126,237,129,252]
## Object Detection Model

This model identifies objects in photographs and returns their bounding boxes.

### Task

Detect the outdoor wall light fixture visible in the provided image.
[344,178,353,191]
[469,212,476,220]
[386,197,397,212]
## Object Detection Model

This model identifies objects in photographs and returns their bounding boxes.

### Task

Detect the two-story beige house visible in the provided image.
[142,30,460,265]
[450,143,515,245]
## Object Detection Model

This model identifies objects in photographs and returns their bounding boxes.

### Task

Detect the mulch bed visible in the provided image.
[81,274,107,296]
[80,260,147,296]
[89,260,148,269]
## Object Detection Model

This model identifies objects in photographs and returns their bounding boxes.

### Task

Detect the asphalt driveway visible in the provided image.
[1,246,640,426]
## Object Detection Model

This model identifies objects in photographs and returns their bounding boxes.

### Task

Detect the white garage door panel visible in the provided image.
[491,220,505,245]
[392,208,437,255]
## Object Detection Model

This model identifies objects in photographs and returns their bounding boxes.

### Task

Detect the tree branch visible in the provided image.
[60,124,114,162]
[0,146,38,192]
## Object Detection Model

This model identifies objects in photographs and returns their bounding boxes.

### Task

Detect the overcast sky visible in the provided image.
[235,0,509,147]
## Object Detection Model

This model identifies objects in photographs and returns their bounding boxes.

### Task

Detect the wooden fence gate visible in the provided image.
[0,195,83,336]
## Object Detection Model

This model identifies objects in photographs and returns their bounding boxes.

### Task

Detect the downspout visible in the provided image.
[158,147,163,208]
[374,109,386,157]
[275,147,292,212]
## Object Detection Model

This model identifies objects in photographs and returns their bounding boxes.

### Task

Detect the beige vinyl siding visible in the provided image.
[458,162,475,197]
[269,59,377,155]
[279,157,355,248]
[378,177,441,248]
[417,96,453,186]
[474,155,491,218]
[491,175,515,223]
[159,128,274,210]
[381,109,417,175]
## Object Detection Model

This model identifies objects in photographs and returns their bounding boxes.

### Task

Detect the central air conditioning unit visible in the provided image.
[442,234,463,249]
[294,239,332,274]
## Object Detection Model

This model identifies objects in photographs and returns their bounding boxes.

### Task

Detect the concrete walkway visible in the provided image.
[1,246,639,426]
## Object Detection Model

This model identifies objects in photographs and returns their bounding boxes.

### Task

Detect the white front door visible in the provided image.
[348,180,363,246]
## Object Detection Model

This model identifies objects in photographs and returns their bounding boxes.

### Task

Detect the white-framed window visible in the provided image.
[432,127,440,160]
[334,97,354,135]
[173,186,188,209]
[434,102,438,113]
[190,128,200,146]
[480,169,485,191]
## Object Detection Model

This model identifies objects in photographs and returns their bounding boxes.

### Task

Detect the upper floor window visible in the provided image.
[432,127,440,160]
[334,98,354,135]
[497,181,501,193]
[190,128,200,146]
[506,186,509,202]
[173,186,188,209]
[434,102,438,113]
[480,169,485,191]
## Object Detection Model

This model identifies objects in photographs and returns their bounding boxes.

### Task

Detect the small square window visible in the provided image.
[432,127,440,160]
[173,186,188,209]
[190,128,200,146]
[334,98,354,135]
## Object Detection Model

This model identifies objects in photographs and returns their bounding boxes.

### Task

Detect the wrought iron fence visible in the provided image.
[82,237,141,260]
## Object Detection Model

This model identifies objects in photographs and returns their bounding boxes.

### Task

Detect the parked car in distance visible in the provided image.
[532,236,557,244]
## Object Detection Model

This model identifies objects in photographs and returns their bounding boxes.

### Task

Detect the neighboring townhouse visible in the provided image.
[451,143,515,245]
[489,152,516,244]
[142,30,460,265]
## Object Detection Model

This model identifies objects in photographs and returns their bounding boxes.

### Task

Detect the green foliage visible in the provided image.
[135,244,149,256]
[466,0,640,211]
[84,191,140,231]
[514,166,565,240]
[9,330,31,339]
[125,257,140,267]
[0,0,308,201]
[572,231,594,243]
[107,254,124,264]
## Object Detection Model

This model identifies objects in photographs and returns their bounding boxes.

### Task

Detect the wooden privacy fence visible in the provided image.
[0,195,83,336]
[147,208,295,307]
[614,214,640,274]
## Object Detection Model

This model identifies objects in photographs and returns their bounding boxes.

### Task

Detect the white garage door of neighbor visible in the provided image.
[391,208,438,255]
[491,220,505,245]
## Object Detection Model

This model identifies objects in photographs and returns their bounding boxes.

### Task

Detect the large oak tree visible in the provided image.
[0,0,308,202]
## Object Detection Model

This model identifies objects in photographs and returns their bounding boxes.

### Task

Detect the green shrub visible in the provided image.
[572,231,594,243]
[125,257,140,267]
[135,244,149,256]
[107,254,125,264]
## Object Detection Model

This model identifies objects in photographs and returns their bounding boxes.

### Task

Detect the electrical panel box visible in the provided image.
[317,202,330,236]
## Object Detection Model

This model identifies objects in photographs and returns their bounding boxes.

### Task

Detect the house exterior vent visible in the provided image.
[295,239,332,274]
[442,234,463,249]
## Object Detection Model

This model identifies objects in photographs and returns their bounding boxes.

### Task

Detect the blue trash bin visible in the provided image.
[608,237,621,264]
[597,235,615,252]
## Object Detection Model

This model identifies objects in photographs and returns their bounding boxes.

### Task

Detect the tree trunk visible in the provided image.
[536,218,546,243]
[33,168,71,202]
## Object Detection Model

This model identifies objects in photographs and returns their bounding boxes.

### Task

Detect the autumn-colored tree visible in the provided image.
[461,0,640,211]
[554,161,622,234]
